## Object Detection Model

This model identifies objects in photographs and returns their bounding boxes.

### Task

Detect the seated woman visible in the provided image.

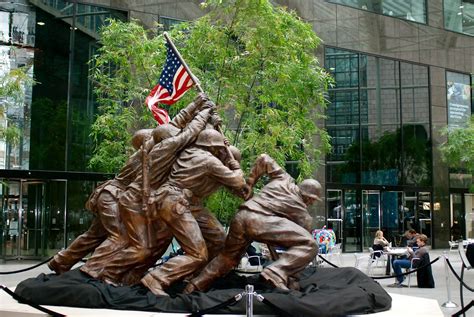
[373,230,389,248]
[372,230,389,258]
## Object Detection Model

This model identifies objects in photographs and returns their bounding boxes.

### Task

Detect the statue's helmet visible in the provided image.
[298,179,323,202]
[195,129,225,148]
[229,145,241,162]
[131,129,153,150]
[152,124,180,144]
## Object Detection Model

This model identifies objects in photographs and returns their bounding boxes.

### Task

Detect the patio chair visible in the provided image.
[449,240,459,252]
[367,247,387,275]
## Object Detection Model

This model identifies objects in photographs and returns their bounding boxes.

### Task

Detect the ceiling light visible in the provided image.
[37,21,45,26]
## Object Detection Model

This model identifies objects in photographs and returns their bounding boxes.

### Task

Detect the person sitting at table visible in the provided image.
[374,230,390,248]
[372,230,389,258]
[405,229,418,248]
[390,234,433,288]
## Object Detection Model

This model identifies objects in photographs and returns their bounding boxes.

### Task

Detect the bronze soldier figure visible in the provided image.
[47,128,153,274]
[80,97,214,284]
[140,129,247,296]
[184,154,322,294]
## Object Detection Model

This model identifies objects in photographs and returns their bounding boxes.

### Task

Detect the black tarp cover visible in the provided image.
[14,266,391,316]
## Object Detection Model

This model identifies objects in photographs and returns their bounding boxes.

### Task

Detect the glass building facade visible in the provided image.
[444,0,474,36]
[325,47,433,251]
[1,0,473,259]
[0,0,125,260]
[327,0,427,23]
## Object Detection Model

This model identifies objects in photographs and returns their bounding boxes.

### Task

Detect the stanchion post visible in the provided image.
[441,251,458,308]
[245,284,254,317]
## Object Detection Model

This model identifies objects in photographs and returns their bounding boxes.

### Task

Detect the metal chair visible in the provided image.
[407,257,420,288]
[327,243,343,266]
[235,253,264,273]
[367,247,387,275]
[449,241,459,252]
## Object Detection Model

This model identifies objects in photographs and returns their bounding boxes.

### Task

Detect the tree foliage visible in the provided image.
[89,0,332,222]
[439,116,474,191]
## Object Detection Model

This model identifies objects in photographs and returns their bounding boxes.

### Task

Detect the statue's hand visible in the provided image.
[242,184,253,200]
[201,100,216,111]
[223,137,230,147]
[227,159,240,170]
[209,113,222,128]
[195,92,209,106]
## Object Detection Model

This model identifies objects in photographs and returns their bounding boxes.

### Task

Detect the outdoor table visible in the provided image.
[384,247,409,275]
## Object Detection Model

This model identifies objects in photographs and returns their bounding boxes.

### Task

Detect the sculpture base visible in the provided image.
[14,266,391,316]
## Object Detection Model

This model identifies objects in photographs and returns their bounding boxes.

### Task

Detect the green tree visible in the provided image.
[90,0,332,222]
[439,116,474,192]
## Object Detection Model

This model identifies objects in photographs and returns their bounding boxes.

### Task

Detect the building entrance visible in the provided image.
[1,179,66,260]
[450,193,474,241]
[327,188,432,252]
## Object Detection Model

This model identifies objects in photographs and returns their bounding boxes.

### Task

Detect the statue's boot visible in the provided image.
[141,273,169,297]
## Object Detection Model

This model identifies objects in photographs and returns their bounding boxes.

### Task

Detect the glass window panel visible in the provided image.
[343,189,362,252]
[447,71,471,129]
[325,49,359,88]
[0,12,10,43]
[29,8,69,171]
[444,0,474,36]
[361,124,401,185]
[325,47,431,187]
[402,124,431,186]
[65,180,96,247]
[362,88,400,125]
[327,126,360,184]
[360,56,399,88]
[400,62,428,87]
[327,0,427,23]
[327,90,360,125]
[402,87,429,123]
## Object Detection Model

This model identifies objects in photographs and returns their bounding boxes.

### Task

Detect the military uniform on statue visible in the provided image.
[81,95,214,285]
[140,128,247,296]
[184,153,320,293]
[47,128,153,275]
[13,29,392,315]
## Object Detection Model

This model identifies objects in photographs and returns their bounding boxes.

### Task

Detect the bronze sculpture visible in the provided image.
[47,128,153,275]
[140,129,247,296]
[81,95,214,284]
[184,153,321,293]
[47,92,322,299]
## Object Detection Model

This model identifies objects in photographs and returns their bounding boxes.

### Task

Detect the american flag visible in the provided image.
[145,42,195,124]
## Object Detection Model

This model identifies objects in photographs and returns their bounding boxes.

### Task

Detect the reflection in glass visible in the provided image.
[362,190,380,248]
[343,189,361,252]
[327,190,343,243]
[381,191,402,244]
[65,180,96,248]
[328,0,427,24]
[444,0,474,36]
[325,47,431,186]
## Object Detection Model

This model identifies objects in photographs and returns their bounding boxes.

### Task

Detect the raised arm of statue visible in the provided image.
[171,92,209,129]
[246,154,285,189]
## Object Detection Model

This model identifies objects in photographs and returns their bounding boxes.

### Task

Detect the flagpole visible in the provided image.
[163,32,204,93]
[163,32,236,162]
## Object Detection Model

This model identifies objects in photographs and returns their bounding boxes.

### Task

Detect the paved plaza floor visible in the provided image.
[1,248,473,316]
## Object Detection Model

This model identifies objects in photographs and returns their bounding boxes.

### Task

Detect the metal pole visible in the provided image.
[441,251,458,308]
[245,284,254,317]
